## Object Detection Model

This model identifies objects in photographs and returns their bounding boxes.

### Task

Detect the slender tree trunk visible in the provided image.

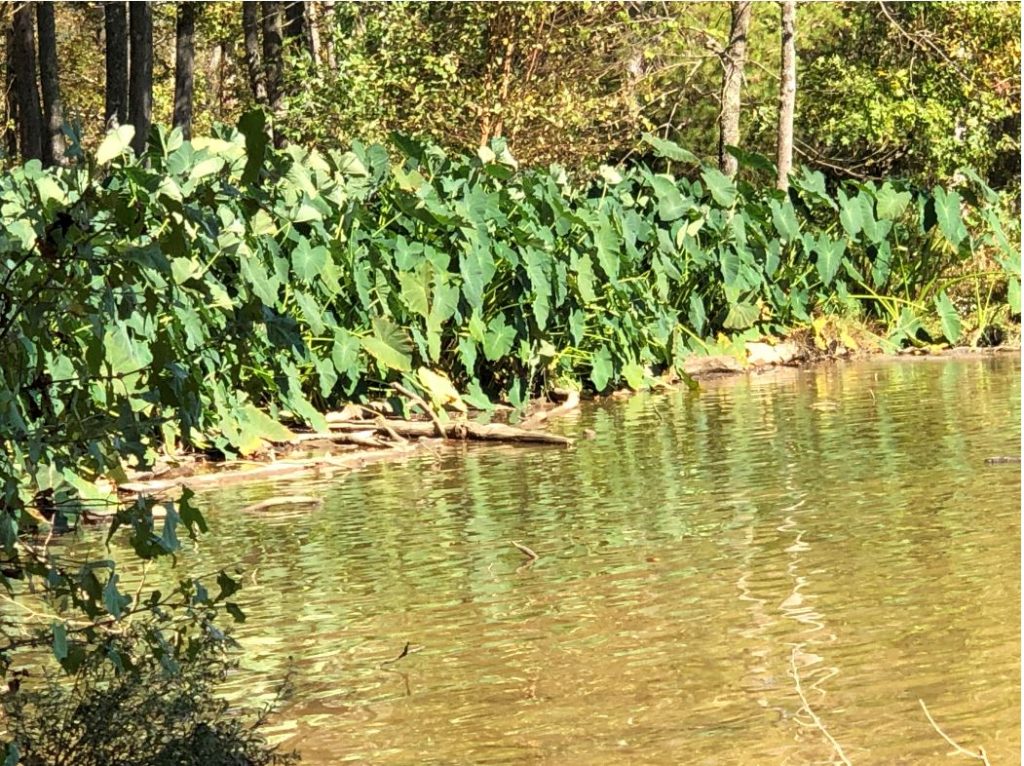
[320,0,336,70]
[261,2,283,111]
[261,1,284,146]
[719,1,752,177]
[128,0,152,155]
[242,1,267,104]
[775,0,797,190]
[12,0,43,162]
[172,1,195,139]
[284,1,315,65]
[36,1,65,166]
[4,19,20,158]
[306,1,321,64]
[103,1,128,128]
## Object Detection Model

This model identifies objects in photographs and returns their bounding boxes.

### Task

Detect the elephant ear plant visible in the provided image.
[0,112,1017,759]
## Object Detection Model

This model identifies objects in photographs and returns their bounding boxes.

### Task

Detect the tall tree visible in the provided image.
[4,19,19,158]
[719,1,752,177]
[775,0,796,190]
[103,1,128,129]
[284,1,315,65]
[128,0,153,155]
[11,0,43,161]
[36,1,65,166]
[261,1,284,146]
[261,2,284,114]
[242,2,267,104]
[173,2,195,139]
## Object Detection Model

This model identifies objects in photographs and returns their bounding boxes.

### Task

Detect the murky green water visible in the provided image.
[129,356,1023,763]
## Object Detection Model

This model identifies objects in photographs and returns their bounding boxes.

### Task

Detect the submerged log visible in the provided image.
[519,390,580,430]
[240,495,322,512]
[327,418,572,446]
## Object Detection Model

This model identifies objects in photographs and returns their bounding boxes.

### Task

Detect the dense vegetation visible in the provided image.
[1,119,1017,525]
[0,2,1019,763]
[2,3,1020,189]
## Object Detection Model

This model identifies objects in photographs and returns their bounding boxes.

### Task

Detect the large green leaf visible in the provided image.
[838,190,863,238]
[95,125,135,164]
[815,235,846,286]
[701,167,737,207]
[292,237,328,282]
[875,183,912,220]
[482,314,516,361]
[649,175,688,222]
[932,187,967,247]
[590,346,614,392]
[770,199,801,243]
[934,291,962,344]
[641,133,698,164]
[594,214,621,282]
[361,317,413,371]
[723,301,759,330]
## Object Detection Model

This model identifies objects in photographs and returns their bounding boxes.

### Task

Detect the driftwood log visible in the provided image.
[326,418,572,446]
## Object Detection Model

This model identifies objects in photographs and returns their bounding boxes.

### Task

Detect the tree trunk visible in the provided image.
[306,1,321,64]
[319,0,336,70]
[172,1,195,139]
[103,1,128,129]
[11,0,43,162]
[719,1,752,177]
[242,1,267,104]
[128,0,152,155]
[261,1,284,146]
[775,0,797,190]
[36,1,65,166]
[4,18,20,158]
[284,1,315,64]
[261,2,283,113]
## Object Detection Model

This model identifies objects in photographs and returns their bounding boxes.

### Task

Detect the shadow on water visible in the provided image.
[105,355,1022,764]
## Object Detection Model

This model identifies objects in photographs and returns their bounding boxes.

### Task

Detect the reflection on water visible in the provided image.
[120,356,1022,763]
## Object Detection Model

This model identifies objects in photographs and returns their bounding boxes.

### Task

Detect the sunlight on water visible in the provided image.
[115,356,1022,764]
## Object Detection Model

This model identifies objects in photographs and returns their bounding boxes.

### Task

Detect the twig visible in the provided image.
[379,641,422,667]
[391,382,448,439]
[789,646,852,766]
[510,541,539,562]
[919,699,992,765]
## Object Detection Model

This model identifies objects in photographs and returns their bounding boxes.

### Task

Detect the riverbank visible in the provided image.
[107,342,1019,510]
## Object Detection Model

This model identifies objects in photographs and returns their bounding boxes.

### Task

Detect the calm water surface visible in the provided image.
[125,356,1021,764]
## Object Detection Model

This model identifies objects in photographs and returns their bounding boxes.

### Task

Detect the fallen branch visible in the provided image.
[519,389,581,430]
[286,430,387,448]
[116,450,417,496]
[511,540,539,561]
[984,455,1021,465]
[240,495,323,513]
[329,418,572,446]
[919,699,992,765]
[391,382,448,439]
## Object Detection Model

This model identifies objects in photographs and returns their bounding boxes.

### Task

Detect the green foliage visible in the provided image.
[2,622,299,766]
[0,116,1017,575]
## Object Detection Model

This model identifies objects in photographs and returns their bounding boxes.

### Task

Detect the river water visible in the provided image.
[130,356,1023,763]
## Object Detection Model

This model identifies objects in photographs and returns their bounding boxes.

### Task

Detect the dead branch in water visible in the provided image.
[329,418,572,446]
[240,495,323,513]
[789,646,852,766]
[391,382,448,439]
[510,541,539,561]
[919,699,992,765]
[519,389,581,430]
